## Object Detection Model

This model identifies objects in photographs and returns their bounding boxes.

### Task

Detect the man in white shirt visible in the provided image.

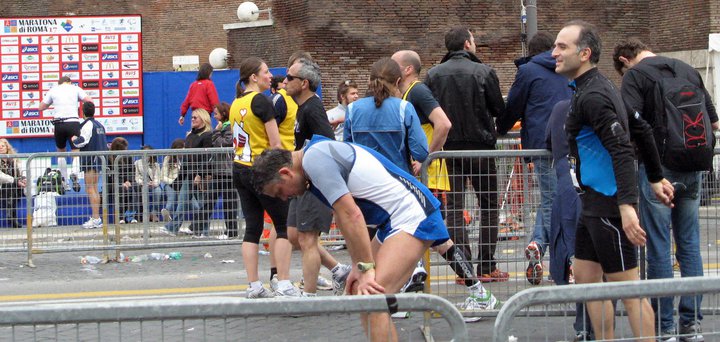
[39,76,92,191]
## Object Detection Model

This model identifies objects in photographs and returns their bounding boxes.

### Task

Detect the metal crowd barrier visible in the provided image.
[1,147,346,266]
[419,147,720,317]
[0,293,468,341]
[493,276,720,342]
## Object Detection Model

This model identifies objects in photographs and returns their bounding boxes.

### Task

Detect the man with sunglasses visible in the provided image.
[282,58,350,297]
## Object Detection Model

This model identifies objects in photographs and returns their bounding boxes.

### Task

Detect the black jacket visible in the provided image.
[565,68,638,218]
[621,56,718,160]
[182,127,213,181]
[425,50,506,150]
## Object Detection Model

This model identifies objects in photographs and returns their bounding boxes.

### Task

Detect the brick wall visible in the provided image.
[1,0,715,107]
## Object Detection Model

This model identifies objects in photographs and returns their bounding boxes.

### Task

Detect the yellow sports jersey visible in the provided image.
[403,81,450,191]
[229,92,272,166]
[277,89,297,151]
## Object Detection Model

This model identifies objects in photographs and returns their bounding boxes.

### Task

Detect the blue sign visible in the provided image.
[122,97,139,105]
[21,45,39,54]
[101,53,118,60]
[1,73,19,82]
[62,63,79,71]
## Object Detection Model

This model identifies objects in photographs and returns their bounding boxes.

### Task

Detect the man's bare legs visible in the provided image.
[350,232,432,342]
[574,259,654,341]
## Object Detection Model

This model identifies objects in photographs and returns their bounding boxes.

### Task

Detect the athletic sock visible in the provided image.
[270,267,277,282]
[250,280,264,291]
[441,245,479,287]
[57,157,69,182]
[278,279,293,291]
[303,292,317,297]
[331,263,346,276]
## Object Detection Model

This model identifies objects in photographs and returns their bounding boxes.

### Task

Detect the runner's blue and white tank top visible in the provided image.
[302,135,449,245]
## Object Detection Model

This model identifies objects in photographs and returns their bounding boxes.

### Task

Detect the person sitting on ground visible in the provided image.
[134,145,162,222]
[72,102,108,229]
[107,137,138,224]
[0,139,27,228]
[160,139,184,225]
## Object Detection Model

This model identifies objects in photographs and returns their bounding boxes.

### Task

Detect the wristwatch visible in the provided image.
[356,262,375,273]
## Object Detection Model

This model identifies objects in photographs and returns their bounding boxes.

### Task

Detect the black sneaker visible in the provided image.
[70,173,81,192]
[679,321,704,342]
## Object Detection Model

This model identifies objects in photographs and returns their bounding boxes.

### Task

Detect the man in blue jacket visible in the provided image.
[497,31,573,285]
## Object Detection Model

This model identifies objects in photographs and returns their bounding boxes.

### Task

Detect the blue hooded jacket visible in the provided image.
[497,50,573,149]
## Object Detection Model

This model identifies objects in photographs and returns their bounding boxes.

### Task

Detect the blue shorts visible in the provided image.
[80,155,102,172]
[376,209,449,247]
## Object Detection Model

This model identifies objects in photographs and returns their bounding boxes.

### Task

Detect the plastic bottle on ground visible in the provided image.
[81,256,102,264]
[168,252,182,260]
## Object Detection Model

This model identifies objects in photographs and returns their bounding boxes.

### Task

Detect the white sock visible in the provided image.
[278,279,293,290]
[57,157,69,181]
[469,282,487,296]
[250,280,264,290]
[303,292,316,297]
[331,263,346,276]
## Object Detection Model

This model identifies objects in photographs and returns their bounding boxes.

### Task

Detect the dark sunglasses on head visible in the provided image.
[286,74,304,82]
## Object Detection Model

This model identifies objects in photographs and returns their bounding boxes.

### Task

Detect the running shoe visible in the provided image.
[247,285,274,299]
[82,217,102,229]
[332,264,352,295]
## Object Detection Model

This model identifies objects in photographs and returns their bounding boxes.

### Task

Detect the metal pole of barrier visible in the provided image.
[113,155,121,261]
[493,276,720,342]
[0,294,469,341]
[141,151,150,246]
[24,155,35,268]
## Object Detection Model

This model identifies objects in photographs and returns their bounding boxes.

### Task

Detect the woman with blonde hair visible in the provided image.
[161,109,213,236]
[0,139,26,228]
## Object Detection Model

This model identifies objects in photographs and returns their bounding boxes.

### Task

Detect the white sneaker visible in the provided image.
[82,217,102,229]
[299,276,333,291]
[119,219,126,224]
[178,227,193,235]
[216,234,229,240]
[130,219,138,224]
[461,291,501,311]
[158,227,176,236]
[274,284,303,297]
[332,264,352,295]
[247,285,274,299]
[400,266,427,293]
[270,275,279,292]
[161,208,172,221]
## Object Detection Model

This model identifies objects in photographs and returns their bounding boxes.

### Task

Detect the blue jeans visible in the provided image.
[163,183,178,214]
[529,156,557,256]
[639,164,703,331]
[165,179,190,233]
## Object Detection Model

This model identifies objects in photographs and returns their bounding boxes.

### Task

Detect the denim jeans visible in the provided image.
[529,156,557,256]
[639,164,703,331]
[163,182,178,214]
[165,179,190,233]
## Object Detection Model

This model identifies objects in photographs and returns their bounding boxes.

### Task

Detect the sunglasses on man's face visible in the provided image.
[285,74,305,82]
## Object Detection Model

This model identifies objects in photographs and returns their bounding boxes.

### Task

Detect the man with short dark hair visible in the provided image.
[252,136,451,341]
[425,26,509,282]
[552,20,656,341]
[497,31,573,285]
[71,102,107,229]
[39,76,92,192]
[613,37,719,341]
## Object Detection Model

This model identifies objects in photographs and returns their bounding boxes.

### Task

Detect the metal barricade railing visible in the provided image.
[493,276,720,342]
[420,149,553,314]
[17,148,245,266]
[0,293,468,341]
[420,147,720,317]
[8,148,346,266]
